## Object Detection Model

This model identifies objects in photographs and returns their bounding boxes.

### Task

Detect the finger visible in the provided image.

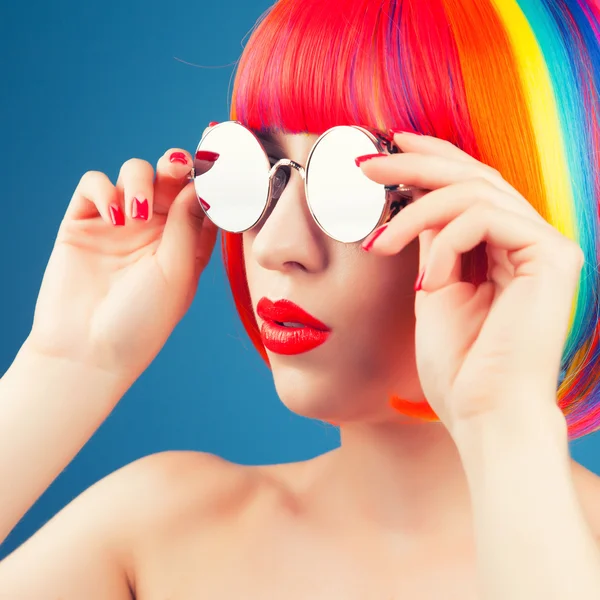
[194,150,220,177]
[486,243,515,291]
[193,125,222,180]
[417,228,463,290]
[153,149,196,215]
[409,188,461,280]
[115,158,155,222]
[389,131,486,164]
[156,182,218,281]
[364,180,549,255]
[194,213,219,277]
[65,171,124,226]
[420,203,577,292]
[388,131,526,204]
[358,151,539,217]
[204,121,220,135]
[195,122,223,176]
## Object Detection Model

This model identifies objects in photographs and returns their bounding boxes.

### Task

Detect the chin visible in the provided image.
[271,363,390,423]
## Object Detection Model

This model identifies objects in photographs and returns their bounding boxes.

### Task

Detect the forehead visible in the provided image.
[254,130,317,154]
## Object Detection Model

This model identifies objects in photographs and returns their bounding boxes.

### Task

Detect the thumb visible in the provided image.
[156,182,219,282]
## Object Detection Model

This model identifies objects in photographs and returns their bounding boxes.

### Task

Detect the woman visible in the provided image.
[2,0,600,597]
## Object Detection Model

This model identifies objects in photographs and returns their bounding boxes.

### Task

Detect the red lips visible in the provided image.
[256,298,331,355]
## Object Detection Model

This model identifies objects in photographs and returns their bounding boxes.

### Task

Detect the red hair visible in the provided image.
[219,0,600,438]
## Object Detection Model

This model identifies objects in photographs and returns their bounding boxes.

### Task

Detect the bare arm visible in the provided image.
[0,141,216,596]
[455,405,600,600]
[0,450,247,600]
[0,452,140,600]
[0,342,130,545]
[0,142,215,546]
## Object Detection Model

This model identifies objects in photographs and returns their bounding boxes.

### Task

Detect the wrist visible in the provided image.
[452,402,569,473]
[8,338,133,406]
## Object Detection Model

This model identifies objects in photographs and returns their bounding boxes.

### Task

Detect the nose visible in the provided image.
[248,162,328,274]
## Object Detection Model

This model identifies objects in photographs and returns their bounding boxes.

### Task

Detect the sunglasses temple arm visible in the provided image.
[383,186,416,222]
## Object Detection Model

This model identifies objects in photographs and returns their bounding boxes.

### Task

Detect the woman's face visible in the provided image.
[243,132,426,424]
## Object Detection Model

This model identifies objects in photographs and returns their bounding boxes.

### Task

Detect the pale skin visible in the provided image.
[1,129,600,599]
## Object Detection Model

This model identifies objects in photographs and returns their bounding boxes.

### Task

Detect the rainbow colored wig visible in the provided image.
[221,0,600,441]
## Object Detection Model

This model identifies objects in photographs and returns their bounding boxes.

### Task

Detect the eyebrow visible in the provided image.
[254,131,287,157]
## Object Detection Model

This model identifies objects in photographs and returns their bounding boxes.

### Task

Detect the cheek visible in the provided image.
[356,246,418,316]
[364,282,415,354]
[350,246,419,346]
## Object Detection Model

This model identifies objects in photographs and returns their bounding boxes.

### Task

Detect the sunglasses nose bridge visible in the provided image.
[268,158,307,203]
[269,158,306,180]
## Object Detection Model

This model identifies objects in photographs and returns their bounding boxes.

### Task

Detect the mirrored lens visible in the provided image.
[306,127,386,243]
[193,122,270,233]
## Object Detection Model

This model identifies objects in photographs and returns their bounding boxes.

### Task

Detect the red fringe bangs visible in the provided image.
[231,0,476,145]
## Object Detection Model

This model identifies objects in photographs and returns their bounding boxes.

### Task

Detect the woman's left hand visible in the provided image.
[357,132,583,437]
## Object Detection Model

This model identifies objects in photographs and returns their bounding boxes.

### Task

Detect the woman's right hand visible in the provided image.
[25,144,219,385]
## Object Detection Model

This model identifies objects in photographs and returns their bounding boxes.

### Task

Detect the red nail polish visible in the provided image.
[198,197,211,211]
[362,225,388,251]
[169,152,188,165]
[109,204,125,226]
[355,153,387,167]
[414,271,425,291]
[132,198,149,220]
[208,121,219,127]
[195,150,220,162]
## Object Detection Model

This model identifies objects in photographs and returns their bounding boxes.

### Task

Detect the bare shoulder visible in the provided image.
[119,449,324,529]
[123,450,322,597]
[0,450,257,599]
[79,450,265,595]
[570,458,600,538]
[113,450,263,541]
[118,450,258,511]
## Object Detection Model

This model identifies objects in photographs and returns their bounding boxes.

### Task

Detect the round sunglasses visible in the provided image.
[187,121,419,244]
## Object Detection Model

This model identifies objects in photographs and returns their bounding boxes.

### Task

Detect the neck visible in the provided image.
[314,417,473,541]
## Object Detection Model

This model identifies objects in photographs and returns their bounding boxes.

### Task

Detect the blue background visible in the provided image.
[0,0,598,559]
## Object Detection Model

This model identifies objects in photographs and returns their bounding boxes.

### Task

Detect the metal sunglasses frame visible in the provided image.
[187,120,419,243]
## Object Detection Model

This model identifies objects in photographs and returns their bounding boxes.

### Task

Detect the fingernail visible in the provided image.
[170,152,188,165]
[355,153,387,167]
[208,121,219,127]
[198,197,211,211]
[195,150,220,162]
[109,204,125,226]
[362,225,388,251]
[132,197,149,220]
[414,270,426,291]
[388,129,423,137]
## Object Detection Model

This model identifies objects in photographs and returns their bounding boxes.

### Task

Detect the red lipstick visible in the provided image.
[256,298,331,355]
